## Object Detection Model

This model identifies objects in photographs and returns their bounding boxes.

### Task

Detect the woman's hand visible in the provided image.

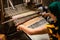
[17,25,25,31]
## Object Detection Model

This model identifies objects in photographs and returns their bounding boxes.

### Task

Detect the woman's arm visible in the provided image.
[17,25,48,35]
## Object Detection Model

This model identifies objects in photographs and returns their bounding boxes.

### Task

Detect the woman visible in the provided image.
[17,1,60,40]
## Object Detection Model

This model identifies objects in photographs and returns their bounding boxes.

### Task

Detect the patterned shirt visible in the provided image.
[46,24,59,40]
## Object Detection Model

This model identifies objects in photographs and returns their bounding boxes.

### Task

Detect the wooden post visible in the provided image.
[0,0,5,23]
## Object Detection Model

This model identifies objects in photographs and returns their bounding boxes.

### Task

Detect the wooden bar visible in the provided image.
[21,16,44,27]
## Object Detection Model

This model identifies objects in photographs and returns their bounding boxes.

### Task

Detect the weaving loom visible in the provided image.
[19,16,49,40]
[1,0,50,40]
[3,9,49,40]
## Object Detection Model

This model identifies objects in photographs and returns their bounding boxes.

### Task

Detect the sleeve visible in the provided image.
[46,24,59,40]
[46,24,55,28]
[46,24,55,34]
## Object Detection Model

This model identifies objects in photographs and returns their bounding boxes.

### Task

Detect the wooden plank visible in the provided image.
[21,16,44,27]
[12,11,36,19]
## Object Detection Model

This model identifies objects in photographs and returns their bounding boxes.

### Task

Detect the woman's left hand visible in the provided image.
[17,25,25,31]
